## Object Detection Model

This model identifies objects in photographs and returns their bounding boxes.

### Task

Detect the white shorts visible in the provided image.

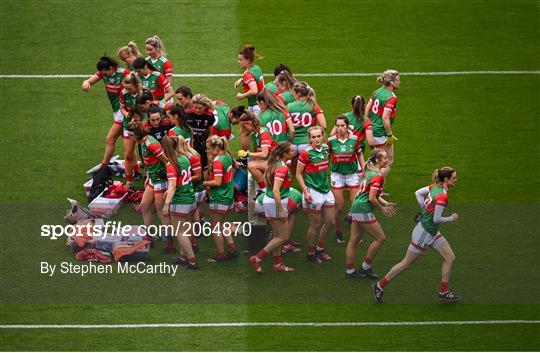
[209,202,232,214]
[195,190,206,204]
[302,188,335,212]
[254,200,264,215]
[262,194,289,220]
[122,128,132,139]
[373,135,388,147]
[248,104,261,117]
[292,143,310,156]
[170,202,197,216]
[147,180,168,194]
[331,172,360,190]
[351,212,377,224]
[113,110,124,125]
[408,223,447,254]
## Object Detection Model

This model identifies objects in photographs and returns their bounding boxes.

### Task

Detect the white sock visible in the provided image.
[362,262,371,270]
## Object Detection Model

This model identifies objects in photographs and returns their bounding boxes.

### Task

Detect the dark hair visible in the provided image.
[175,85,193,98]
[432,167,455,183]
[161,136,179,174]
[238,111,260,131]
[133,57,157,71]
[264,141,291,189]
[167,103,192,134]
[135,89,153,106]
[130,107,144,120]
[126,121,148,140]
[351,95,365,119]
[276,71,297,92]
[96,56,117,71]
[335,115,350,127]
[273,64,291,77]
[147,104,162,117]
[229,105,246,119]
[239,44,261,62]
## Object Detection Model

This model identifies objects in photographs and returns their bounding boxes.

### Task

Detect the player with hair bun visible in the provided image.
[373,167,461,303]
[364,69,400,177]
[249,141,296,274]
[296,126,335,264]
[145,35,173,85]
[331,96,374,151]
[346,149,396,280]
[234,44,265,116]
[117,41,141,70]
[81,56,131,171]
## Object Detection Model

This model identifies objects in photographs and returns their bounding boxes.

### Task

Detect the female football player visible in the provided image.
[373,167,461,303]
[132,57,174,102]
[234,44,265,116]
[249,142,296,273]
[117,41,141,70]
[346,149,396,280]
[296,126,335,263]
[145,35,173,85]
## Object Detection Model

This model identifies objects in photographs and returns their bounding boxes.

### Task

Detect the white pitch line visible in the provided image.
[1,320,539,329]
[0,71,538,79]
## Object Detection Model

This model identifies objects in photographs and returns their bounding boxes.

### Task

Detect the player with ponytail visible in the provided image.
[145,35,174,85]
[117,41,141,70]
[234,44,265,116]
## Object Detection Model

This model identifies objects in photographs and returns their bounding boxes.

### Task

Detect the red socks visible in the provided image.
[440,282,449,293]
[257,181,266,189]
[307,245,316,255]
[378,276,390,289]
[228,243,236,251]
[273,255,282,265]
[316,241,325,251]
[256,248,268,260]
[346,261,355,270]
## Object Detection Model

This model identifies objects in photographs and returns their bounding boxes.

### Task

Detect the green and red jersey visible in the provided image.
[211,101,232,140]
[258,109,291,143]
[167,126,193,146]
[368,86,398,137]
[188,154,204,193]
[265,161,291,199]
[287,100,324,145]
[327,132,362,174]
[420,184,449,235]
[264,81,279,94]
[208,153,234,205]
[250,126,276,153]
[343,111,372,147]
[351,170,384,213]
[146,55,173,77]
[166,155,195,205]
[95,67,131,112]
[119,88,138,112]
[276,90,295,105]
[242,64,265,107]
[298,144,331,193]
[138,70,170,100]
[141,136,167,183]
[289,187,302,205]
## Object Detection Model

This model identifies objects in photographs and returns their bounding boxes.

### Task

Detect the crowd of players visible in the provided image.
[82,38,461,303]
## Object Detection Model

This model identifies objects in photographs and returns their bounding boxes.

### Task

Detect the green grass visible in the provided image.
[1,0,539,351]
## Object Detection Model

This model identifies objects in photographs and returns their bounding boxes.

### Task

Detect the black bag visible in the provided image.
[88,166,113,203]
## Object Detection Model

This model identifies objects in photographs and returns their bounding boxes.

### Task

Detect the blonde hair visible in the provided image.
[145,35,166,55]
[361,149,386,179]
[264,141,291,189]
[432,167,455,184]
[117,41,141,61]
[377,69,400,86]
[307,126,325,141]
[192,94,214,111]
[293,81,317,111]
[176,135,199,157]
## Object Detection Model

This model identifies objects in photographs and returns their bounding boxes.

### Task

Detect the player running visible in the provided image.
[346,149,396,280]
[145,35,173,86]
[249,142,297,274]
[373,167,461,303]
[81,56,131,171]
[328,115,364,244]
[296,126,335,263]
[364,70,400,177]
[234,44,265,116]
[161,136,198,269]
[132,57,174,102]
[204,136,238,262]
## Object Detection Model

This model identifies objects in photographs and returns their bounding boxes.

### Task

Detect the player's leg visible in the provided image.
[122,136,139,187]
[305,210,322,263]
[433,238,461,301]
[359,221,387,279]
[208,208,227,262]
[345,222,364,278]
[101,123,123,167]
[140,185,155,242]
[332,186,345,243]
[316,204,336,260]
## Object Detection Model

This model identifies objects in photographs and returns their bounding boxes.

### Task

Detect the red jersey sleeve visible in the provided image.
[370,175,384,190]
[277,95,285,104]
[284,111,292,122]
[167,129,175,137]
[260,131,272,148]
[212,160,224,177]
[315,104,323,115]
[298,150,310,165]
[363,118,373,131]
[434,193,448,207]
[95,71,104,79]
[384,96,397,112]
[243,72,255,86]
[355,138,362,153]
[274,165,288,181]
[122,68,131,77]
[189,155,202,171]
[148,143,164,157]
[166,163,178,180]
[163,60,173,76]
[158,74,170,90]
